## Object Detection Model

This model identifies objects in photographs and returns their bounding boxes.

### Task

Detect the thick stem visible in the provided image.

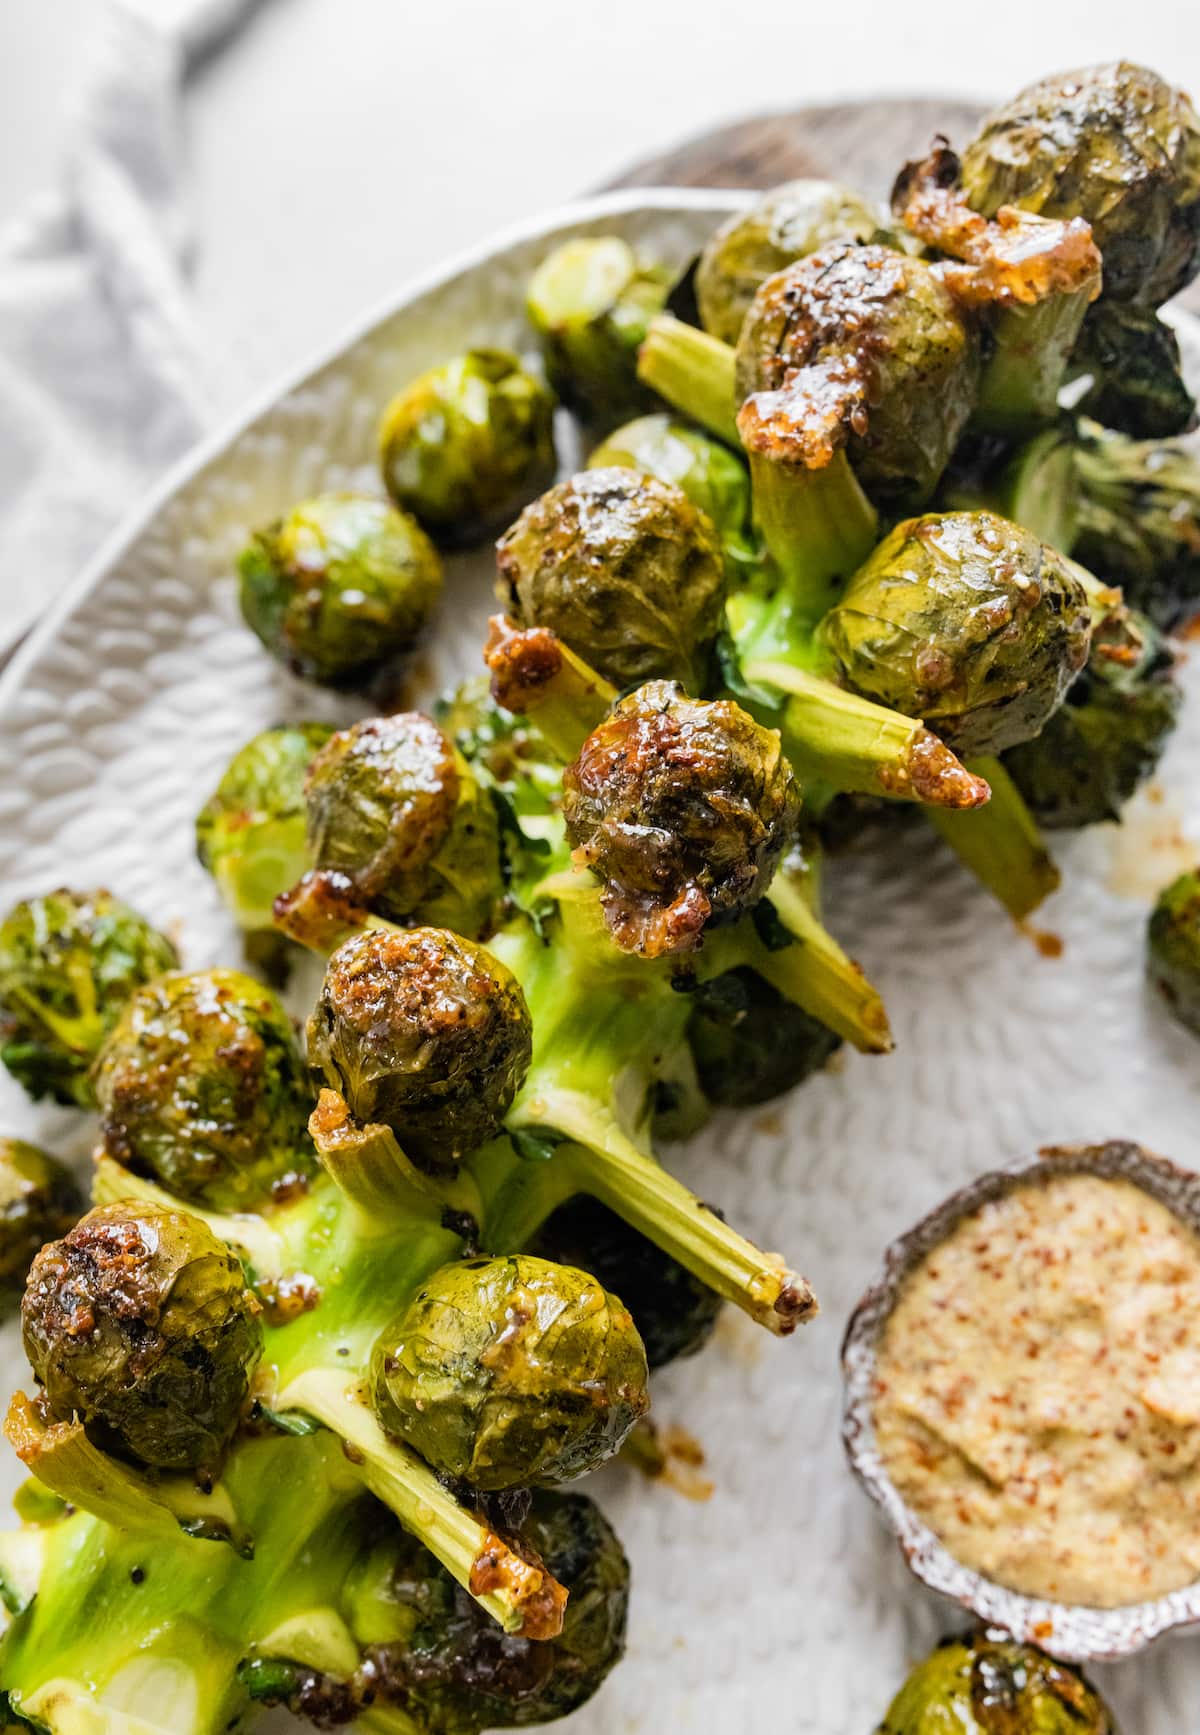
[975,286,1094,432]
[308,1089,482,1228]
[636,314,740,446]
[925,755,1061,919]
[484,615,615,761]
[276,1368,566,1639]
[745,658,992,809]
[747,446,878,622]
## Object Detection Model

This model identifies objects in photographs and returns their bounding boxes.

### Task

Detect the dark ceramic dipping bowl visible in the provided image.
[842,1139,1200,1662]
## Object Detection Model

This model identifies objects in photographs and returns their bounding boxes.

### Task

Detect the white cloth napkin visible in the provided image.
[0,0,253,650]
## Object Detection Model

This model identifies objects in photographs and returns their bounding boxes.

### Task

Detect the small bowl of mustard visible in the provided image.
[842,1139,1200,1661]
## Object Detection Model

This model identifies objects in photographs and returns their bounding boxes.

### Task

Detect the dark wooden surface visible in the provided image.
[607,95,1200,319]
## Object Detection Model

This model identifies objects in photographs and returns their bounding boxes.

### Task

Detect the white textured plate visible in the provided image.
[2,188,1200,1734]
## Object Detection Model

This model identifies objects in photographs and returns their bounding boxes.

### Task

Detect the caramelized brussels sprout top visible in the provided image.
[819,511,1092,756]
[237,492,442,689]
[92,967,315,1211]
[735,241,979,506]
[0,1139,81,1298]
[379,348,557,545]
[371,1254,649,1490]
[961,60,1200,308]
[563,681,800,956]
[526,236,672,422]
[696,178,884,345]
[22,1201,262,1470]
[308,927,532,1171]
[304,712,503,940]
[1148,868,1200,1038]
[877,1628,1116,1733]
[496,467,727,693]
[0,888,178,1108]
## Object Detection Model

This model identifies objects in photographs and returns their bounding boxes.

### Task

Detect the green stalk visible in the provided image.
[308,1088,483,1226]
[926,755,1061,919]
[636,313,740,446]
[975,286,1095,432]
[484,613,616,761]
[747,446,878,621]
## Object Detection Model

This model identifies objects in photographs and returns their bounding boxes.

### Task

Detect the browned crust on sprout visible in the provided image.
[737,354,869,470]
[273,870,372,952]
[485,615,565,711]
[470,1531,569,1640]
[897,731,992,808]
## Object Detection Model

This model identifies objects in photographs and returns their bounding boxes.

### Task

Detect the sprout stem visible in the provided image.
[308,1089,482,1228]
[744,658,992,809]
[925,754,1061,918]
[746,447,878,622]
[276,1368,566,1639]
[636,314,740,446]
[976,286,1096,432]
[484,615,616,760]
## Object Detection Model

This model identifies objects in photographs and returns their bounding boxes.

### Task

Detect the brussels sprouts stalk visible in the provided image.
[926,754,1061,918]
[745,875,894,1052]
[745,444,879,621]
[636,313,740,446]
[976,287,1097,430]
[484,614,616,761]
[308,1087,483,1227]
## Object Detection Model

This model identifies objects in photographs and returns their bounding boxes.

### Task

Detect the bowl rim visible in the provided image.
[841,1137,1200,1662]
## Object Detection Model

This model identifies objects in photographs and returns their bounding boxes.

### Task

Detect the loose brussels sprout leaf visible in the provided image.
[961,60,1200,309]
[1070,302,1197,439]
[379,348,557,545]
[696,179,884,346]
[238,492,442,689]
[304,713,503,940]
[308,927,532,1172]
[496,467,727,694]
[819,511,1092,756]
[526,236,671,423]
[0,1140,81,1301]
[563,681,801,956]
[531,1196,721,1370]
[196,722,334,936]
[22,1201,262,1471]
[877,1628,1116,1733]
[0,888,178,1108]
[1005,611,1180,827]
[686,966,841,1109]
[371,1254,648,1491]
[1073,419,1200,628]
[1149,868,1200,1038]
[92,967,316,1211]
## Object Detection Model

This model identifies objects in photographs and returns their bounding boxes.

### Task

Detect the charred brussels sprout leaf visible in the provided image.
[877,1628,1116,1733]
[22,1201,262,1471]
[563,681,800,956]
[496,467,727,694]
[531,1196,721,1370]
[686,967,842,1108]
[696,178,884,346]
[308,927,532,1171]
[0,1140,81,1299]
[526,236,672,422]
[379,348,557,545]
[303,713,503,939]
[819,511,1092,756]
[961,61,1200,311]
[1149,869,1200,1038]
[1073,420,1200,629]
[237,492,442,689]
[0,888,178,1108]
[196,723,334,937]
[1005,612,1180,827]
[92,968,315,1211]
[371,1254,648,1490]
[1070,301,1197,439]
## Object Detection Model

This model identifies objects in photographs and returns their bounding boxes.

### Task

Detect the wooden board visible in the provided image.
[607,95,1200,318]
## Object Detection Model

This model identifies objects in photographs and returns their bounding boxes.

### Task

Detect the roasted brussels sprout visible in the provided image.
[531,1196,721,1370]
[195,722,334,941]
[696,178,884,345]
[92,967,314,1211]
[526,236,671,422]
[563,681,800,956]
[303,713,503,939]
[877,1628,1116,1733]
[308,926,532,1172]
[378,348,557,545]
[22,1201,262,1470]
[371,1253,649,1490]
[1070,301,1197,438]
[1005,611,1180,827]
[1148,869,1200,1037]
[961,60,1200,308]
[1073,420,1200,628]
[496,467,727,694]
[237,492,442,689]
[686,967,841,1107]
[0,888,178,1108]
[818,511,1092,756]
[587,413,756,578]
[0,1139,81,1297]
